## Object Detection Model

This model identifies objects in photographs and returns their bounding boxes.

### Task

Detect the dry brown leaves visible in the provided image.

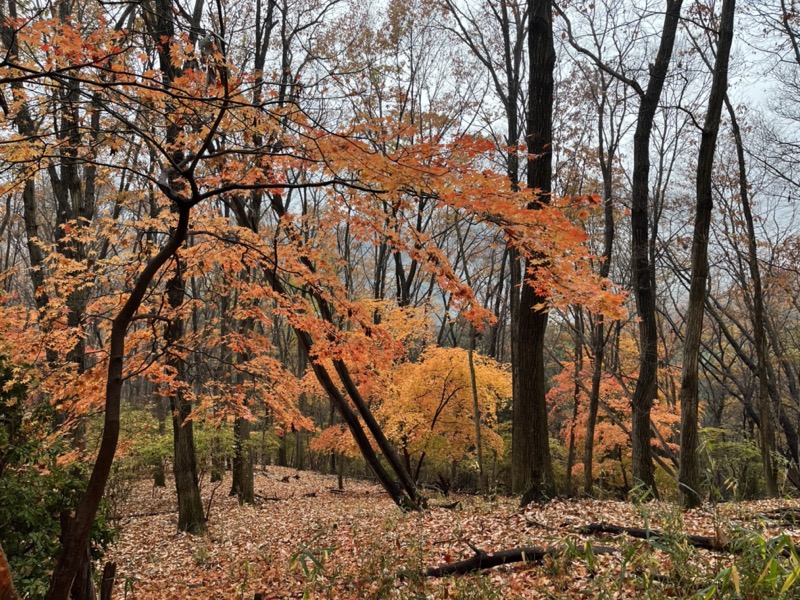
[104,469,800,599]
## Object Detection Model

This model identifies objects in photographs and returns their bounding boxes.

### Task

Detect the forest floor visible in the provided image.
[105,466,800,599]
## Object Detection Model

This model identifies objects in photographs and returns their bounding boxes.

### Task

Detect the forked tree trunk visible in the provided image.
[263,272,419,509]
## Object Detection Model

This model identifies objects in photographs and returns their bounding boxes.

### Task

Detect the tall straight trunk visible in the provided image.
[566,309,584,496]
[442,0,526,491]
[628,0,684,498]
[584,95,616,495]
[294,341,307,470]
[468,331,486,494]
[678,0,736,508]
[230,415,254,504]
[723,100,779,496]
[153,392,167,487]
[230,314,255,505]
[228,2,277,496]
[517,0,556,505]
[147,0,205,530]
[166,265,206,533]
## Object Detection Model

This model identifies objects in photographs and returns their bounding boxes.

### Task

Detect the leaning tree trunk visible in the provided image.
[678,0,735,508]
[516,0,557,505]
[47,208,192,600]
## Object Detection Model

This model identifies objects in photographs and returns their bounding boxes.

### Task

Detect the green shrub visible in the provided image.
[0,359,115,598]
[701,427,763,501]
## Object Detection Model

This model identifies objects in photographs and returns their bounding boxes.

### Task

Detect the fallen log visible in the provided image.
[758,507,800,524]
[576,523,729,552]
[578,522,800,560]
[254,494,285,503]
[424,544,616,577]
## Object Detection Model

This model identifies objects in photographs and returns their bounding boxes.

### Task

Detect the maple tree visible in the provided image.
[0,0,625,593]
[4,0,800,596]
[548,353,680,494]
[313,345,510,483]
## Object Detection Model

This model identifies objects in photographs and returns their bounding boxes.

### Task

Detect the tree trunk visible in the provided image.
[724,98,779,496]
[424,544,615,577]
[628,0,684,498]
[468,331,486,494]
[516,0,556,505]
[565,309,584,496]
[678,0,735,508]
[0,543,16,600]
[153,394,167,488]
[61,511,95,600]
[230,416,255,505]
[294,341,307,470]
[584,83,617,496]
[47,208,192,600]
[166,265,206,534]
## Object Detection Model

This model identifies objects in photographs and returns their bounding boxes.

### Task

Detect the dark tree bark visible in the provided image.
[678,0,736,508]
[229,313,256,506]
[723,100,779,496]
[577,523,732,552]
[555,0,686,497]
[516,0,556,505]
[565,308,584,496]
[442,0,527,490]
[259,190,421,507]
[99,562,115,600]
[230,414,255,504]
[424,544,615,577]
[47,207,193,600]
[584,79,618,495]
[627,0,684,497]
[262,271,420,510]
[153,393,167,487]
[150,0,206,533]
[166,264,206,533]
[0,0,47,305]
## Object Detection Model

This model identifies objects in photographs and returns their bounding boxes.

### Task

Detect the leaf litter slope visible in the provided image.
[106,467,800,598]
